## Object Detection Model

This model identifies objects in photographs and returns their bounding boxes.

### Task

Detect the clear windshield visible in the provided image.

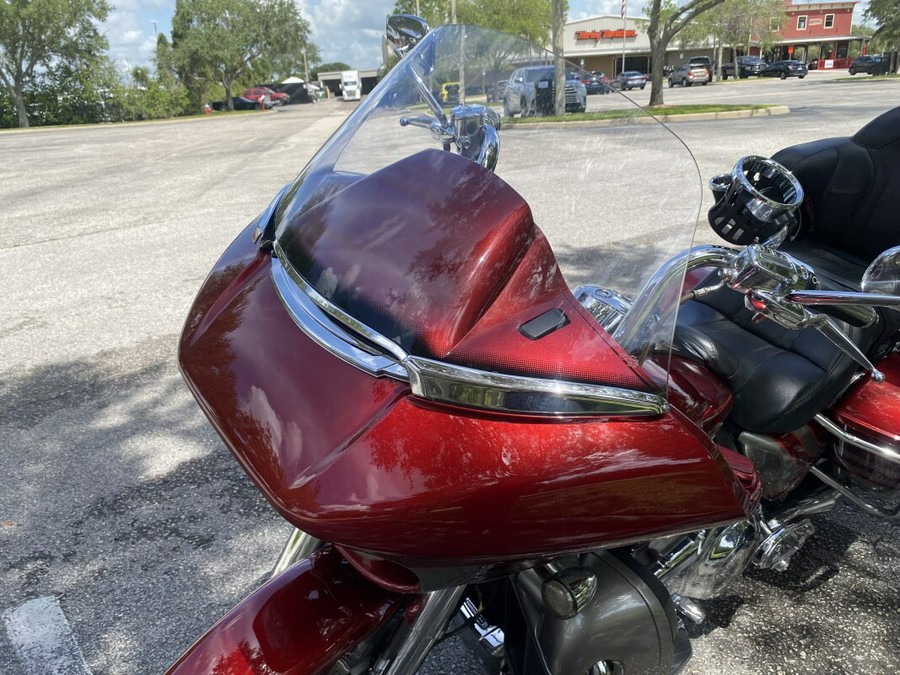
[273,24,703,400]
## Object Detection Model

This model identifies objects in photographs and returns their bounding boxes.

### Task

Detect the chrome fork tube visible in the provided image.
[271,528,323,576]
[374,585,466,675]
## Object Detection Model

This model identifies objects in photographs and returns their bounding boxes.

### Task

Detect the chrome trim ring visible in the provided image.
[270,248,667,417]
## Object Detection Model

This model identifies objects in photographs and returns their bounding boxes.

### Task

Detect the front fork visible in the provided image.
[273,528,466,675]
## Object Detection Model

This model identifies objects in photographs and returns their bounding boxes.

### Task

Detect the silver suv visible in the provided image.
[503,66,587,117]
[668,64,710,88]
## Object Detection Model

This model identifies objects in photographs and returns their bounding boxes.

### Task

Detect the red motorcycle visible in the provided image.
[169,16,900,675]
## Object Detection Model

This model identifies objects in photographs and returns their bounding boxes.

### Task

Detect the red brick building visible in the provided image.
[773,1,866,69]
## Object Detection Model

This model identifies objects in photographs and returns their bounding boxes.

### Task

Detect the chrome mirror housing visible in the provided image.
[862,246,900,296]
[385,14,431,61]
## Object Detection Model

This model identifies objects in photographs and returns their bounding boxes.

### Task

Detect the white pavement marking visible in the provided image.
[2,596,91,675]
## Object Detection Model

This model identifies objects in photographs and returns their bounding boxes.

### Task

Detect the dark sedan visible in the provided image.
[762,60,808,79]
[613,71,647,90]
[581,71,612,94]
[211,96,272,111]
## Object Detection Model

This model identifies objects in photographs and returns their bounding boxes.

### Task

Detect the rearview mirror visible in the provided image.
[385,14,430,60]
[862,246,900,295]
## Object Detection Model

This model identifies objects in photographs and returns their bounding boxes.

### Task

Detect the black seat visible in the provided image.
[674,107,900,434]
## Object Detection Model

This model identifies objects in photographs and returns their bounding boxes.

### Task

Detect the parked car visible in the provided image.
[668,63,709,87]
[503,66,586,117]
[243,86,289,105]
[762,60,808,79]
[613,71,647,90]
[721,55,767,79]
[849,55,889,76]
[211,96,271,111]
[581,71,611,94]
[688,56,713,80]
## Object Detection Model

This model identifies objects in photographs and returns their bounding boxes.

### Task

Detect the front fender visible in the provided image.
[167,546,403,675]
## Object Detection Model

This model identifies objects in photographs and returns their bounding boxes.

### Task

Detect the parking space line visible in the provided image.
[2,596,91,675]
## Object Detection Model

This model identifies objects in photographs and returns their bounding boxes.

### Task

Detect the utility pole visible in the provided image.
[451,0,456,23]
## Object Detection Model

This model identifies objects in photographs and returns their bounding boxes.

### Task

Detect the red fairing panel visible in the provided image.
[180,226,753,568]
[166,547,401,675]
[276,149,653,391]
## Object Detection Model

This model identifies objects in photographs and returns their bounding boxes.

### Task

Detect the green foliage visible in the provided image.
[0,0,111,127]
[172,0,315,110]
[392,0,558,45]
[312,62,353,79]
[645,0,729,105]
[866,0,900,49]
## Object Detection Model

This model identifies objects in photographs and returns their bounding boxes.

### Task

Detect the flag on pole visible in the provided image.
[621,0,626,18]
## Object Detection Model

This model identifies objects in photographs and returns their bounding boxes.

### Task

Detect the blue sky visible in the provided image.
[106,0,870,75]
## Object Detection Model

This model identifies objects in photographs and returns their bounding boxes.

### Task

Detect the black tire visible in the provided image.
[640,84,645,89]
[701,81,708,85]
[503,97,512,118]
[849,67,857,75]
[780,71,787,80]
[799,75,805,79]
[722,72,729,80]
[668,79,674,88]
[683,78,689,87]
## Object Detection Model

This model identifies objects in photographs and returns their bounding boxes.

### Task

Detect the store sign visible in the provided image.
[576,29,637,41]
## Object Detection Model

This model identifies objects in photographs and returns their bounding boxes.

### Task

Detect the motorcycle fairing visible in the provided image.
[179,218,756,578]
[275,148,654,393]
[165,547,401,675]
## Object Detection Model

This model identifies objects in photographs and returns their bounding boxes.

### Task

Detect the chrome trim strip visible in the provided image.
[815,413,900,466]
[406,356,668,416]
[271,257,409,380]
[270,247,668,417]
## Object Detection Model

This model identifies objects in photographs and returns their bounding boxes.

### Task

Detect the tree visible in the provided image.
[645,0,728,106]
[673,0,784,79]
[393,0,555,46]
[865,0,900,73]
[0,0,110,127]
[172,0,314,111]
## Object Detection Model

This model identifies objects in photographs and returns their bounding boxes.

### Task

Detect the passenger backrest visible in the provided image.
[772,106,900,262]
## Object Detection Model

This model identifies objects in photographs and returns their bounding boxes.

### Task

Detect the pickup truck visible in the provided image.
[721,56,767,79]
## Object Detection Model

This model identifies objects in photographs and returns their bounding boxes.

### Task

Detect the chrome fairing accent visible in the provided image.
[270,249,668,417]
[271,256,409,380]
[405,356,668,416]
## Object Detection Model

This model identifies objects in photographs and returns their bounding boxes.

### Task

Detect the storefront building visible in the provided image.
[564,0,867,76]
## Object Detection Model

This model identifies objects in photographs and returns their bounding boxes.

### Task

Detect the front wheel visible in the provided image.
[640,84,645,89]
[849,67,857,75]
[780,71,787,80]
[668,79,674,88]
[503,97,512,117]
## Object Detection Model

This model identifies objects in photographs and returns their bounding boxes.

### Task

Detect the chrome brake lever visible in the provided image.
[746,289,885,383]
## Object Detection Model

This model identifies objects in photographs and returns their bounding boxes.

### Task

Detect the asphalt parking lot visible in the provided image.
[2,71,900,674]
